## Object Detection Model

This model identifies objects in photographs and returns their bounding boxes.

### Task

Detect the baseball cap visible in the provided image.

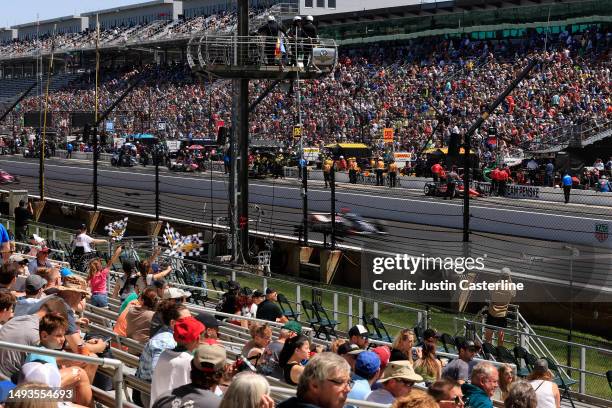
[337,343,364,356]
[252,290,265,298]
[227,280,240,291]
[79,224,87,230]
[355,351,381,377]
[37,246,50,254]
[25,275,47,292]
[192,344,227,372]
[8,254,27,264]
[348,324,369,338]
[59,267,73,277]
[265,287,277,295]
[282,321,302,334]
[173,316,205,344]
[379,360,423,383]
[423,328,440,340]
[19,362,61,388]
[163,287,191,300]
[29,234,44,244]
[372,346,391,370]
[195,312,220,329]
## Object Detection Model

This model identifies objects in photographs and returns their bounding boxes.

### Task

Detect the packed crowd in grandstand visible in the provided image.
[6,23,610,167]
[0,224,562,408]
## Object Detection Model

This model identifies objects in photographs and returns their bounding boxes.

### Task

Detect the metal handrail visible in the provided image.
[0,340,124,407]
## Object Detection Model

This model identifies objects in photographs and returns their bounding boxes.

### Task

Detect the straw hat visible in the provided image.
[57,275,91,296]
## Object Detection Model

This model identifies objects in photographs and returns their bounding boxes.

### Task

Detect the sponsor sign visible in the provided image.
[166,140,180,152]
[595,223,609,242]
[303,147,319,163]
[383,128,394,143]
[293,125,302,138]
[504,184,540,199]
[393,151,413,165]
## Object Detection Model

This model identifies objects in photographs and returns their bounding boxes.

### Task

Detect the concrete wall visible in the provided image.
[0,29,17,43]
[84,2,179,30]
[15,17,88,40]
[300,0,421,16]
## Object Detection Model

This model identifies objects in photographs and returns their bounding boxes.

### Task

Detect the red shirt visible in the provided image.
[491,169,500,181]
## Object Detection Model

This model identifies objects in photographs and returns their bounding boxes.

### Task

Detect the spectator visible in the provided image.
[152,343,227,408]
[247,289,265,318]
[428,379,465,408]
[348,350,381,401]
[527,359,560,408]
[390,328,416,362]
[372,345,391,372]
[71,224,106,257]
[35,267,61,292]
[112,260,139,302]
[505,380,537,408]
[12,275,45,316]
[413,342,442,384]
[149,287,191,337]
[367,360,422,404]
[258,321,301,378]
[135,301,191,408]
[461,362,498,408]
[277,352,351,408]
[242,323,273,364]
[442,340,477,384]
[484,268,516,346]
[0,265,18,292]
[13,200,33,242]
[219,372,274,408]
[0,289,16,328]
[136,250,172,294]
[126,286,159,343]
[0,223,10,264]
[337,343,364,371]
[391,389,439,408]
[150,315,205,405]
[25,313,92,406]
[279,334,311,386]
[0,297,67,381]
[26,247,52,275]
[256,287,288,323]
[4,382,57,408]
[196,312,221,340]
[86,245,122,308]
[494,363,515,401]
[348,324,369,349]
[218,280,241,317]
[422,328,440,350]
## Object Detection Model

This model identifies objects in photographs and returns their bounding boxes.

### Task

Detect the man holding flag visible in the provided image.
[257,15,286,65]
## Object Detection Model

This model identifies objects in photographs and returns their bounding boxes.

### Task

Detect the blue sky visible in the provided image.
[4,0,143,28]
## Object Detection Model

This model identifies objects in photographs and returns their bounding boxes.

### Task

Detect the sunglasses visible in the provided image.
[440,396,463,405]
[396,379,415,387]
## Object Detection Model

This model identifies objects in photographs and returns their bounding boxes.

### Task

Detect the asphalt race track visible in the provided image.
[0,156,610,302]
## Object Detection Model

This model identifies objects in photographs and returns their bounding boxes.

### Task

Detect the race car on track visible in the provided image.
[309,208,386,237]
[423,181,481,198]
[0,169,18,184]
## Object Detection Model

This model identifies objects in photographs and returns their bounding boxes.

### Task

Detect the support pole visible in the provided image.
[155,160,160,220]
[462,59,537,242]
[330,166,336,250]
[237,0,249,262]
[93,125,98,211]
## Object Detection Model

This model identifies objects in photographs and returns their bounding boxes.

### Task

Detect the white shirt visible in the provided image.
[74,233,94,253]
[149,349,192,408]
[530,380,556,408]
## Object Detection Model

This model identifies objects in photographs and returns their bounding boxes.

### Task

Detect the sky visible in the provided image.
[3,0,144,28]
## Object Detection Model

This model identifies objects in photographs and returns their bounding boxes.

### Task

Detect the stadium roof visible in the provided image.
[12,15,84,29]
[316,0,579,27]
[81,0,175,17]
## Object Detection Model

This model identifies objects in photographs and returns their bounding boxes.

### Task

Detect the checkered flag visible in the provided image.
[163,223,183,256]
[104,217,128,242]
[175,233,205,258]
